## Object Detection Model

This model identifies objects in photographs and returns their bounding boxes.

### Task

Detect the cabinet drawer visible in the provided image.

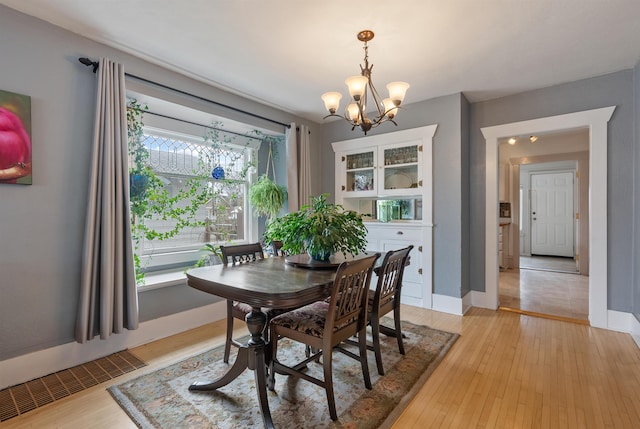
[365,224,423,241]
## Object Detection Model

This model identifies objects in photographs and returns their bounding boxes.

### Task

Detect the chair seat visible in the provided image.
[270,301,334,337]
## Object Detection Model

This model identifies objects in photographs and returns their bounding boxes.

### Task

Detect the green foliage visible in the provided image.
[248,174,287,220]
[193,243,222,268]
[264,194,367,261]
[126,98,255,284]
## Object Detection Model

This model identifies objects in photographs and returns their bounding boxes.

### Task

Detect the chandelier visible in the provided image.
[321,30,410,135]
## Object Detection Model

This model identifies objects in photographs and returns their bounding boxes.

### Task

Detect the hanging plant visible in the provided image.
[249,174,287,219]
[248,139,287,220]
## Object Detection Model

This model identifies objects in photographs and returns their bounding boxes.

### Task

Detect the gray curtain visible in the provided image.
[286,123,311,211]
[75,57,138,343]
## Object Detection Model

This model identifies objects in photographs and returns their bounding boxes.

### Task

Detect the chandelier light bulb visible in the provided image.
[321,92,342,114]
[345,75,368,101]
[382,98,398,118]
[346,102,361,123]
[386,82,410,105]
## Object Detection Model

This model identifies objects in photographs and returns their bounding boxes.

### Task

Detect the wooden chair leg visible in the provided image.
[224,300,234,363]
[323,350,338,421]
[370,314,385,375]
[359,325,373,389]
[394,307,405,355]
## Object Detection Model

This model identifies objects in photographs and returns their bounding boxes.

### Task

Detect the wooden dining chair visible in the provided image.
[268,253,380,421]
[219,242,266,363]
[367,245,413,375]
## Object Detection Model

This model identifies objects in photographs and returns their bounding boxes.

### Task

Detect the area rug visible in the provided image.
[109,319,458,428]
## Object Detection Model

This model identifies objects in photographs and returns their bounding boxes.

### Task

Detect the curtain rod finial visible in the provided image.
[79,57,99,73]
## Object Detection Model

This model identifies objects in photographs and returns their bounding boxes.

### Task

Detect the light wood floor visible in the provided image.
[499,267,589,322]
[519,255,578,273]
[3,306,640,428]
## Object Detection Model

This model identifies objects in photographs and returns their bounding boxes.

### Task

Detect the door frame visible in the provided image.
[482,106,615,329]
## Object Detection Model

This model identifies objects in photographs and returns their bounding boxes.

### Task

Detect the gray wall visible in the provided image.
[2,3,638,365]
[321,93,470,299]
[0,6,315,361]
[469,70,636,312]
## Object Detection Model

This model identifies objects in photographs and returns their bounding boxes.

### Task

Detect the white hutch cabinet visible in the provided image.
[331,125,437,309]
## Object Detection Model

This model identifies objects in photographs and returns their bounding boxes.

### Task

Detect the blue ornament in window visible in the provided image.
[211,166,225,180]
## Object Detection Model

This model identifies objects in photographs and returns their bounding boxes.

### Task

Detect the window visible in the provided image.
[135,127,255,274]
[128,110,262,284]
[126,92,287,285]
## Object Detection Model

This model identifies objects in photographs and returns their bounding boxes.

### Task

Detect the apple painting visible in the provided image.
[0,90,32,185]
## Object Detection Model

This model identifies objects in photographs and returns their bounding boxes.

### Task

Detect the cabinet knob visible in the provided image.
[418,268,423,275]
[396,231,404,235]
[341,185,345,191]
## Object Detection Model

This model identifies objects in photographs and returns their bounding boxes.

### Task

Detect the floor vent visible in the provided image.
[0,350,146,422]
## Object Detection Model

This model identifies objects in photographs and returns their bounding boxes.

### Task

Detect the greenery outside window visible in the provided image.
[129,123,261,279]
[134,126,257,277]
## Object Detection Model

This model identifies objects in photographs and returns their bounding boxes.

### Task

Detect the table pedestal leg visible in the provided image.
[188,307,274,429]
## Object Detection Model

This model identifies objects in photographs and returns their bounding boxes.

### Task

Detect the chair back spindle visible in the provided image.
[220,242,265,265]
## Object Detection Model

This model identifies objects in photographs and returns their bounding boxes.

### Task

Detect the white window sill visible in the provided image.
[137,270,187,292]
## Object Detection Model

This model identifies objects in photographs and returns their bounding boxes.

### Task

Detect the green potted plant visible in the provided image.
[248,139,286,221]
[264,193,368,261]
[249,174,287,220]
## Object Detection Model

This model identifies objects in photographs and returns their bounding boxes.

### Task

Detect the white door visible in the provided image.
[530,172,574,257]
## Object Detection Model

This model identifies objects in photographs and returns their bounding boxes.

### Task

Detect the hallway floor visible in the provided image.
[520,255,578,273]
[499,268,589,322]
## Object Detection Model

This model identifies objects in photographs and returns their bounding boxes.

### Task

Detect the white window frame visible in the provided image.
[134,124,260,278]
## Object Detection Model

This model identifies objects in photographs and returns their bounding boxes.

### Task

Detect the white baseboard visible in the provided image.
[608,309,640,334]
[462,291,473,315]
[0,301,226,390]
[431,293,464,316]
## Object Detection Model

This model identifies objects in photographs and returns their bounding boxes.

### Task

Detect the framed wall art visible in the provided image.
[0,89,32,185]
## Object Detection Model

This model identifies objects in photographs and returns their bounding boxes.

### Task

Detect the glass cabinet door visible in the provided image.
[381,143,421,194]
[344,150,376,194]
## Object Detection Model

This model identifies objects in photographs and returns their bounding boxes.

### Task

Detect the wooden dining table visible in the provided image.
[186,254,374,429]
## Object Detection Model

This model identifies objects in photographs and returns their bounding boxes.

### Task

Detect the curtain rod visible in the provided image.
[78,57,291,129]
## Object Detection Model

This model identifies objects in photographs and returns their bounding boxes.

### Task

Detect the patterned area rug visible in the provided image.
[109,319,458,428]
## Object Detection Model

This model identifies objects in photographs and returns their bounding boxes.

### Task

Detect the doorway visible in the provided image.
[482,106,615,329]
[517,156,585,274]
[498,134,586,320]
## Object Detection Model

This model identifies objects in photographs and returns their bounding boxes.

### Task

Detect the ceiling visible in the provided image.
[2,0,640,124]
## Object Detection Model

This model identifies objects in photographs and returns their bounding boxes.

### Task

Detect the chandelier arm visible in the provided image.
[367,79,386,120]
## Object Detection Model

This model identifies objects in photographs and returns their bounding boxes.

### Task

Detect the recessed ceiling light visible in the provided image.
[508,137,517,145]
[529,135,538,143]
